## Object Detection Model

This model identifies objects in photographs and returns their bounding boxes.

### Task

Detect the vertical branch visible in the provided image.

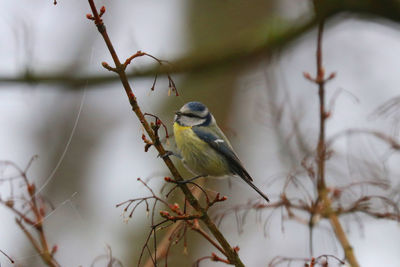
[316,20,326,192]
[0,159,60,267]
[86,2,244,266]
[27,189,56,266]
[311,15,360,267]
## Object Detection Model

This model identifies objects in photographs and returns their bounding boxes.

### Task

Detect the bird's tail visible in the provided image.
[242,177,270,202]
[231,157,270,202]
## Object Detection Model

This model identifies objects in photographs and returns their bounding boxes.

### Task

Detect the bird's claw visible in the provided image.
[158,150,182,159]
[178,174,207,184]
[158,150,173,158]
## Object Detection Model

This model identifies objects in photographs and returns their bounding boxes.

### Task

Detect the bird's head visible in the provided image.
[174,101,214,127]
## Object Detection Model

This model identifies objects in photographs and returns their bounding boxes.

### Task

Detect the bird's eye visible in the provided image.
[182,113,203,119]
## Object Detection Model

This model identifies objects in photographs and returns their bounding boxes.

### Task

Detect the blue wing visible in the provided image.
[191,126,253,181]
[192,126,269,202]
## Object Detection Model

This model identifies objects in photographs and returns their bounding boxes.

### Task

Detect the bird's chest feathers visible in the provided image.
[174,123,207,153]
[173,123,229,176]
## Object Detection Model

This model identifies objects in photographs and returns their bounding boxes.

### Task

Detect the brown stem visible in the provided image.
[143,221,183,267]
[313,16,360,267]
[25,180,58,267]
[144,187,201,266]
[1,160,59,267]
[16,219,59,267]
[87,1,243,266]
[328,210,359,267]
[316,20,326,192]
[192,222,227,257]
[144,183,228,266]
[15,219,43,257]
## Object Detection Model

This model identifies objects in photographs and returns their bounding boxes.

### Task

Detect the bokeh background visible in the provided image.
[1,0,400,266]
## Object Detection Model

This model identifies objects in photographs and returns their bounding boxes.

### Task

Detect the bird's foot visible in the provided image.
[175,174,207,184]
[158,150,181,159]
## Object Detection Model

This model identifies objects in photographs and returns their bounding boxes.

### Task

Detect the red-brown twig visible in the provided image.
[105,50,179,96]
[0,158,60,267]
[116,178,231,266]
[90,245,124,267]
[309,17,360,267]
[144,113,170,139]
[193,253,231,267]
[269,254,345,267]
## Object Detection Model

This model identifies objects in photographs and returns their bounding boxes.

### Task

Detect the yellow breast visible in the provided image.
[173,122,201,152]
[173,122,230,177]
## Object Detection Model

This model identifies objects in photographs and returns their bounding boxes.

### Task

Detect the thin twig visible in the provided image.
[311,15,360,267]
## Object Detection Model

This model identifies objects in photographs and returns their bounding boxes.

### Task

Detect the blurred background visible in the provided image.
[1,0,400,266]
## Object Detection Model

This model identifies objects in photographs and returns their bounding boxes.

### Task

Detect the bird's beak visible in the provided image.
[174,111,181,122]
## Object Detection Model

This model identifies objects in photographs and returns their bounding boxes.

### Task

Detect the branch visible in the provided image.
[315,0,400,23]
[0,159,60,267]
[305,9,360,267]
[86,2,243,266]
[4,1,400,88]
[0,15,318,87]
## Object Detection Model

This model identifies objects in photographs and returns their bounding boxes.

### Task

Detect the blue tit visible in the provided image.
[173,101,269,202]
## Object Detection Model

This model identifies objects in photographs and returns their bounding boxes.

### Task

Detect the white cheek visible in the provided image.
[180,117,206,126]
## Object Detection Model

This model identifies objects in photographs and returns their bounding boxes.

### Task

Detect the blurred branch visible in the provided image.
[143,182,204,267]
[86,2,243,266]
[0,158,60,267]
[269,254,345,267]
[327,128,400,149]
[315,0,400,22]
[117,178,229,266]
[215,1,400,264]
[305,12,359,267]
[4,0,400,88]
[90,245,123,267]
[0,16,317,87]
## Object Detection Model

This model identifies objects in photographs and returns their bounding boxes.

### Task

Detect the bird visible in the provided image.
[172,101,269,202]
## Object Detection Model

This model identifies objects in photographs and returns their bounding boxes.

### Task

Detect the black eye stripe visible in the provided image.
[181,113,206,119]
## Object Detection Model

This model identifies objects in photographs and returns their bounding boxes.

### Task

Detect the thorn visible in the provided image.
[193,219,200,229]
[318,67,325,80]
[127,91,135,101]
[99,6,106,17]
[326,72,336,81]
[27,183,36,195]
[101,61,116,72]
[5,199,14,208]
[303,72,314,82]
[164,177,174,183]
[40,207,46,217]
[160,210,170,217]
[51,245,58,256]
[86,14,94,20]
